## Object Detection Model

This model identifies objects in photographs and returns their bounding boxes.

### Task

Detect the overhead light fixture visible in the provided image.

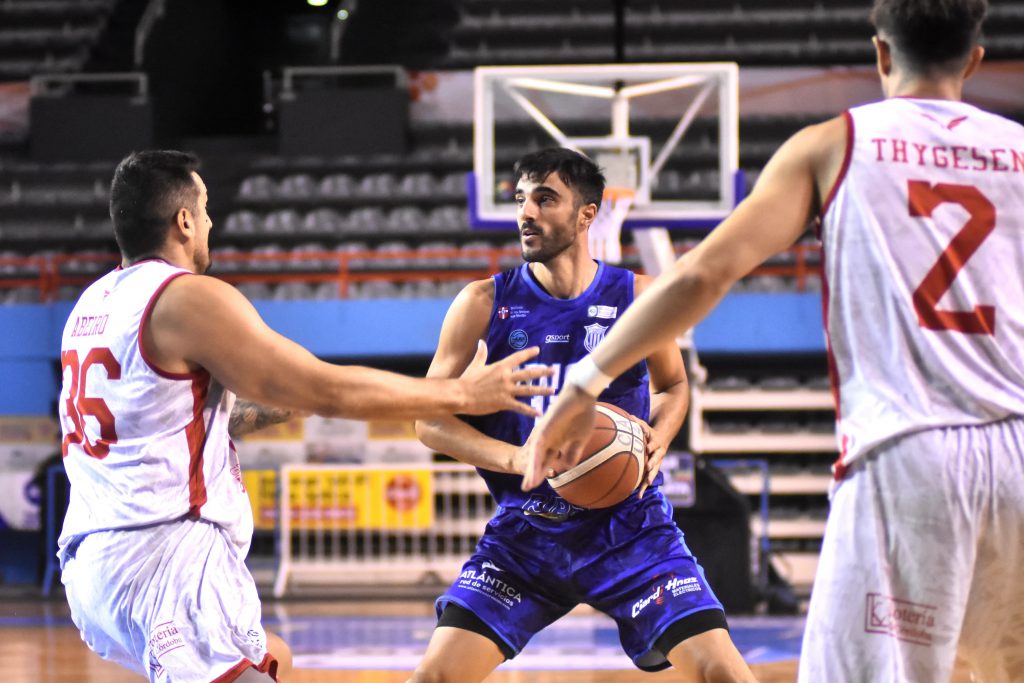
[307,0,328,6]
[337,9,349,20]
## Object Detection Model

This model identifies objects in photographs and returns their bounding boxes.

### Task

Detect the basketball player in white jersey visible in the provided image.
[528,1,1024,681]
[58,150,552,683]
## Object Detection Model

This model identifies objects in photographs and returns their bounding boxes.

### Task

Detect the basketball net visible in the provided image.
[589,186,634,265]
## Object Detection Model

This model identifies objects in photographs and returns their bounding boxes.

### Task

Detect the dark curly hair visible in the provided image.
[513,147,606,210]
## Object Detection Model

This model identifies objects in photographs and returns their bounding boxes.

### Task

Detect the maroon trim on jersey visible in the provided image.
[817,110,855,236]
[212,653,279,682]
[817,245,849,480]
[186,375,210,517]
[139,271,208,381]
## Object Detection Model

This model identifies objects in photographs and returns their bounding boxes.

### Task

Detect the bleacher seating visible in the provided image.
[0,0,117,82]
[440,0,1024,68]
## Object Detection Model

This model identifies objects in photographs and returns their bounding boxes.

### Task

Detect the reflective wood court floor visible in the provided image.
[1,599,973,682]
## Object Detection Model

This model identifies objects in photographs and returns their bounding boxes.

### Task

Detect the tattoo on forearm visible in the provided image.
[228,400,298,438]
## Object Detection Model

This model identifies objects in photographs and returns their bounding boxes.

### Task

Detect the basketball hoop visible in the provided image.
[589,186,634,264]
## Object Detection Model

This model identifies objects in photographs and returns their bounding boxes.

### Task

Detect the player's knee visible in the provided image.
[406,665,455,683]
[266,630,293,679]
[665,628,757,683]
[697,659,759,683]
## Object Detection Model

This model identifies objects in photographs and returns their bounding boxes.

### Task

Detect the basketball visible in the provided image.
[546,402,646,509]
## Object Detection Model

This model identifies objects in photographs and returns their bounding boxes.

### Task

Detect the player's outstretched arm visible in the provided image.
[228,399,307,438]
[415,280,546,474]
[633,274,690,498]
[522,117,848,489]
[144,275,552,421]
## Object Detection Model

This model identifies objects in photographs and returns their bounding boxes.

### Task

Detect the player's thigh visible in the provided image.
[61,529,169,677]
[956,417,1024,681]
[665,628,757,683]
[408,626,506,683]
[142,520,274,682]
[801,433,978,682]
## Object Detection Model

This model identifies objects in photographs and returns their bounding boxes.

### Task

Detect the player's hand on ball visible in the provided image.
[632,416,668,499]
[521,384,596,491]
[459,340,553,417]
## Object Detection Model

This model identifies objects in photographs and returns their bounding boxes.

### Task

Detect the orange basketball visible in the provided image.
[546,402,646,509]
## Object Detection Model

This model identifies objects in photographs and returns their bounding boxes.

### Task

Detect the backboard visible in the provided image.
[471,63,740,231]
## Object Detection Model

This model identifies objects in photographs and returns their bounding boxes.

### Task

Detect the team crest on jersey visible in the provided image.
[498,306,510,320]
[583,323,608,352]
[509,329,528,349]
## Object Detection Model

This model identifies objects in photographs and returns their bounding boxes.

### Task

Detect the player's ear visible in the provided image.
[962,45,985,81]
[579,202,598,230]
[873,35,892,78]
[173,207,192,242]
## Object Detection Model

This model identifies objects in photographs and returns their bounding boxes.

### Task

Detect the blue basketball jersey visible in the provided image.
[440,262,725,671]
[463,261,657,520]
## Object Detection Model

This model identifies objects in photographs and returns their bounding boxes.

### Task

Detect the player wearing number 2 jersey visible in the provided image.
[530,1,1024,681]
[58,150,552,683]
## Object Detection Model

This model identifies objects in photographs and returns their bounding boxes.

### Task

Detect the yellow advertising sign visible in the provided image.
[243,468,434,530]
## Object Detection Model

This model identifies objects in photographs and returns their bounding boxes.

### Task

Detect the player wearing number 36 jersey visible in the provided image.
[59,260,251,550]
[530,2,1024,681]
[57,151,553,683]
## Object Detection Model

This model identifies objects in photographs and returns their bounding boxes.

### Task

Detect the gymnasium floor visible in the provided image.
[2,598,973,682]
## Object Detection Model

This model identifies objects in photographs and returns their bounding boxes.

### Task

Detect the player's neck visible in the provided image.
[123,246,196,273]
[885,72,964,102]
[529,252,599,300]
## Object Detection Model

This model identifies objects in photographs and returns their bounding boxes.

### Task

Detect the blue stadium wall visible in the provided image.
[0,293,825,415]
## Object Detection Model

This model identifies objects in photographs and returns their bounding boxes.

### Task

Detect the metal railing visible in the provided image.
[0,243,824,302]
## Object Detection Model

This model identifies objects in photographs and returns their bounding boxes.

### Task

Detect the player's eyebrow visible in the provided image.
[514,184,562,197]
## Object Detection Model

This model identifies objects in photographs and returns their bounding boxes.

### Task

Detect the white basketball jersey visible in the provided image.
[58,260,253,560]
[822,98,1024,468]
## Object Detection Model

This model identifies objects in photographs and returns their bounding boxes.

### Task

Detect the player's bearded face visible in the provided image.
[519,213,577,263]
[189,173,213,274]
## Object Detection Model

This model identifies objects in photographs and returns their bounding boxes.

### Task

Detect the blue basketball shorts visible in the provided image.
[435,490,726,671]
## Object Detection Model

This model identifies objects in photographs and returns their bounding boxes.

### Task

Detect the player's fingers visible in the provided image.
[511,364,554,383]
[506,399,543,418]
[511,383,554,397]
[561,440,585,467]
[630,414,653,444]
[521,446,549,490]
[646,446,666,471]
[503,346,542,367]
[468,339,488,368]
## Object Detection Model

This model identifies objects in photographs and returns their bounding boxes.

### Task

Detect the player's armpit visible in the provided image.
[415,279,551,473]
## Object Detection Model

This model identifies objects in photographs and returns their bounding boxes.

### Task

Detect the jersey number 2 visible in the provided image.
[61,348,121,458]
[909,180,996,335]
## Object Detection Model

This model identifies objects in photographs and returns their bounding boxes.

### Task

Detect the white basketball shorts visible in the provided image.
[799,416,1024,683]
[61,516,276,682]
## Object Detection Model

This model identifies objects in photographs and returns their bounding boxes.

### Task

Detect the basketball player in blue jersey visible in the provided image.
[408,148,756,683]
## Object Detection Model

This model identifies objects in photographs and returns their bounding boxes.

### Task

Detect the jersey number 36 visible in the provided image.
[61,348,121,458]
